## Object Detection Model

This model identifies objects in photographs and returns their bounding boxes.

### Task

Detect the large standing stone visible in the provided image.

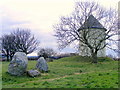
[27,70,40,77]
[8,52,28,76]
[36,57,48,72]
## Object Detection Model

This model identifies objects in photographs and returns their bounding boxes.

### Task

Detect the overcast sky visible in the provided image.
[0,0,119,56]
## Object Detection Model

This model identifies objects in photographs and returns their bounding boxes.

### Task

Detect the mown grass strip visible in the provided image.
[3,70,114,87]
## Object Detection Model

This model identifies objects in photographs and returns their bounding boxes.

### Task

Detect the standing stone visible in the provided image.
[36,57,48,72]
[8,52,28,76]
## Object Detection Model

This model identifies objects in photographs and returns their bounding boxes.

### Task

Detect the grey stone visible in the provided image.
[36,57,48,72]
[8,52,28,76]
[27,70,40,77]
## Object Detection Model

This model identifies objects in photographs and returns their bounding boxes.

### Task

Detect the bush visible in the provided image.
[37,48,56,59]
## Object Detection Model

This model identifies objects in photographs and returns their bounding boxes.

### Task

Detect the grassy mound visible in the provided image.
[57,56,92,62]
[2,56,118,88]
[98,57,114,62]
[58,55,114,62]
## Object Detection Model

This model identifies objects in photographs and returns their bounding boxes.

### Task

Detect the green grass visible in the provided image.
[2,56,119,88]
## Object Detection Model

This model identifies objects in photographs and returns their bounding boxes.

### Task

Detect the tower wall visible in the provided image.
[79,28,106,57]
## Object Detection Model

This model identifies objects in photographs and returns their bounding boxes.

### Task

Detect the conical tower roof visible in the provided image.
[78,15,107,31]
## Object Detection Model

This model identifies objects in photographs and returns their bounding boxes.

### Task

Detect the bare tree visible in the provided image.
[54,1,117,63]
[11,28,39,54]
[37,48,56,59]
[2,34,16,61]
[2,28,39,61]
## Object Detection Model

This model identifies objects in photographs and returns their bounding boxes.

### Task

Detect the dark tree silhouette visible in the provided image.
[2,34,16,61]
[11,28,39,54]
[2,28,39,61]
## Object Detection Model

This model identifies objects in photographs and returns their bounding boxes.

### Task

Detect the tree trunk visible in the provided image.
[6,55,9,61]
[92,52,98,63]
[6,51,9,61]
[10,55,13,61]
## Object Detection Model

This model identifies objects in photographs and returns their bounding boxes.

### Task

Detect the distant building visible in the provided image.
[78,15,106,57]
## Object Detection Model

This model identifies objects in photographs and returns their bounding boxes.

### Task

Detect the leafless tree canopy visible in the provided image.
[2,34,16,61]
[2,28,39,61]
[54,1,118,63]
[11,28,39,54]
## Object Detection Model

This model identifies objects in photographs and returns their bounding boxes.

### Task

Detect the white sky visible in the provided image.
[0,0,119,56]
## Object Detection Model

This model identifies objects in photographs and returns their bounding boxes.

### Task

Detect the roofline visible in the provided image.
[78,27,107,31]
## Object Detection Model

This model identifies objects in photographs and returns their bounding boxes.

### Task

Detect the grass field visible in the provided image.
[2,56,119,88]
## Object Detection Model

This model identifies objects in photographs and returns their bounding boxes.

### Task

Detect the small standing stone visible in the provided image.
[8,52,28,76]
[36,57,48,72]
[27,70,40,77]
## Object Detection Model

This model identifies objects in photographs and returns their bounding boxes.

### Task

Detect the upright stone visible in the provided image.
[8,52,28,76]
[36,57,48,72]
